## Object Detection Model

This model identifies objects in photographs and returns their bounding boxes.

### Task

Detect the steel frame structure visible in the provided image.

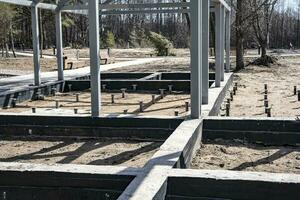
[0,0,231,118]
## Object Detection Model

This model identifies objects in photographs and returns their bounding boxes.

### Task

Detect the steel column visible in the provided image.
[215,3,222,87]
[88,0,101,117]
[190,0,202,119]
[225,10,231,73]
[55,10,64,81]
[31,5,41,86]
[221,6,225,81]
[202,0,210,105]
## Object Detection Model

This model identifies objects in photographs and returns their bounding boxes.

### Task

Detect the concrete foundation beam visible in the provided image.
[166,169,300,200]
[203,117,300,146]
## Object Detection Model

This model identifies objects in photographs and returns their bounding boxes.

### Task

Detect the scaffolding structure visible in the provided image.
[0,0,231,119]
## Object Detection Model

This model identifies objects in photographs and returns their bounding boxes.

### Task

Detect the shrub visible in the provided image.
[105,31,116,48]
[148,31,173,56]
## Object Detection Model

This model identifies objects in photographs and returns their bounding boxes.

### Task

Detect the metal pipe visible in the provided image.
[225,103,230,116]
[111,94,115,104]
[139,101,144,112]
[121,88,126,98]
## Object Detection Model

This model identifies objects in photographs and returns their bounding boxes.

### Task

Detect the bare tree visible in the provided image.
[235,0,246,70]
[251,0,278,63]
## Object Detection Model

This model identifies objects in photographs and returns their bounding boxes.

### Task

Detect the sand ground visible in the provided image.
[0,48,190,75]
[0,139,161,168]
[108,57,190,73]
[0,91,190,117]
[221,57,300,118]
[192,139,300,174]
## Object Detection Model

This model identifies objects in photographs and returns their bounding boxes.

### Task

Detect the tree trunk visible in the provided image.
[10,23,16,58]
[5,35,9,58]
[235,0,245,70]
[1,42,4,57]
[236,34,244,70]
[261,45,267,58]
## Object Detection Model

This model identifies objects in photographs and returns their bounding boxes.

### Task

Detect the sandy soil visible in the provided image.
[0,139,161,167]
[108,57,190,73]
[141,93,190,116]
[0,57,90,74]
[192,139,300,174]
[226,57,300,118]
[43,48,190,58]
[0,91,190,117]
[1,48,190,74]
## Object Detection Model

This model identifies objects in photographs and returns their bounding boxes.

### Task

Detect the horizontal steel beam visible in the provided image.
[0,0,56,9]
[99,9,189,15]
[62,2,190,11]
[0,0,86,15]
[0,0,230,15]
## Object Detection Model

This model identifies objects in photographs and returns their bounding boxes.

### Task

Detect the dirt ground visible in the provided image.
[0,48,190,74]
[191,139,300,174]
[0,57,90,74]
[0,139,161,167]
[43,47,190,58]
[0,91,190,117]
[108,57,190,73]
[225,57,300,118]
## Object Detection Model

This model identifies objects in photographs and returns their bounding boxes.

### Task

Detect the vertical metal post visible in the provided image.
[55,9,64,81]
[225,10,231,73]
[220,6,225,81]
[31,5,41,86]
[88,0,101,117]
[215,3,222,87]
[202,0,210,105]
[190,0,202,119]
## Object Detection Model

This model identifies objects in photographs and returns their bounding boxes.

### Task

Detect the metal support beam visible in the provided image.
[190,0,202,119]
[55,10,64,81]
[97,9,188,15]
[31,5,41,86]
[88,0,101,117]
[221,6,225,81]
[214,3,222,87]
[63,2,190,10]
[202,0,210,105]
[225,10,231,73]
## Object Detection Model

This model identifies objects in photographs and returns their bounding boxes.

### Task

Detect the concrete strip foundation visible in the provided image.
[0,69,298,200]
[203,117,300,146]
[0,81,64,108]
[166,169,300,200]
[0,162,139,200]
[0,115,182,140]
[202,73,233,116]
[0,72,217,108]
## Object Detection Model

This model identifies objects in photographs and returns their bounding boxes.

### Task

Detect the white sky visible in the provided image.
[276,0,298,11]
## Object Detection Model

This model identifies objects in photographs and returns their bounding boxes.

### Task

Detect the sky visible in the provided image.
[287,0,297,8]
[287,0,300,8]
[276,0,298,11]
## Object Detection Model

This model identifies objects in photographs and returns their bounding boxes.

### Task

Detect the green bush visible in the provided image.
[105,31,115,48]
[148,31,173,56]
